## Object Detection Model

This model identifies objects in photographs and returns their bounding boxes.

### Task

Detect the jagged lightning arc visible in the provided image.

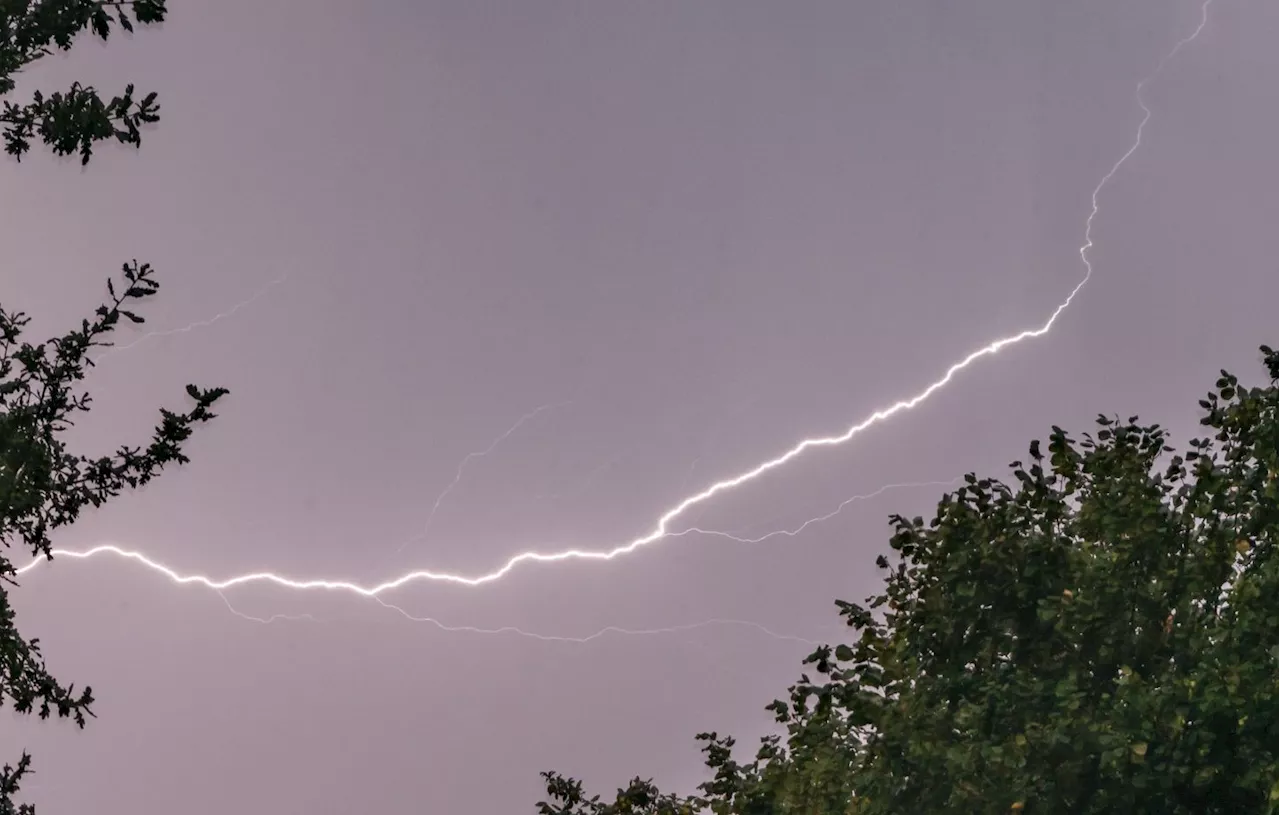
[17,1,1214,599]
[215,479,943,634]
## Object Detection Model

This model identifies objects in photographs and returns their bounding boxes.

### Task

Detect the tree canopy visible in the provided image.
[538,347,1278,815]
[1,3,227,813]
[2,0,167,164]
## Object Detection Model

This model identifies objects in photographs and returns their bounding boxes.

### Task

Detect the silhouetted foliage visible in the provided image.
[539,347,1278,815]
[1,0,168,164]
[1,3,226,813]
[0,263,226,813]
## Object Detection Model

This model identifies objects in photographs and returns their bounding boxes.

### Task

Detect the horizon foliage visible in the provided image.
[539,346,1279,815]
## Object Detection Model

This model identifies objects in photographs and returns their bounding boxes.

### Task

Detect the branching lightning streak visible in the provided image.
[97,272,289,358]
[671,479,963,545]
[214,590,319,624]
[18,2,1214,603]
[212,585,814,644]
[216,591,817,644]
[394,401,571,555]
[18,476,948,599]
[681,393,764,528]
[372,598,821,645]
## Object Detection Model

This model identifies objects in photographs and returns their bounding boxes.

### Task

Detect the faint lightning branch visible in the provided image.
[17,3,1214,600]
[393,401,572,555]
[96,272,290,358]
[671,479,964,545]
[373,597,821,646]
[214,585,814,645]
[214,590,319,624]
[676,456,702,497]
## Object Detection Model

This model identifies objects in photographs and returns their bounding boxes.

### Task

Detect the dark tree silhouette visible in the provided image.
[2,0,166,164]
[1,3,226,812]
[540,347,1278,815]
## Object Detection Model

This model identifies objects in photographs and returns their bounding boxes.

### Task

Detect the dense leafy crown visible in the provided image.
[539,347,1278,815]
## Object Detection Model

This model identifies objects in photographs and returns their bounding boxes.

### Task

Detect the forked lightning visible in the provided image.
[17,2,1215,616]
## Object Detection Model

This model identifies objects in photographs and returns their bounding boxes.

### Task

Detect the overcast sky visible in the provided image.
[1,1,1275,812]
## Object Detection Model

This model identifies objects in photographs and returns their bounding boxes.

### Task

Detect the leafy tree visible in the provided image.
[2,3,226,812]
[2,0,167,164]
[0,266,227,813]
[540,347,1278,815]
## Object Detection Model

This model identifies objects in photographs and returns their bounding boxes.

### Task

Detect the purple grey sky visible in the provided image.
[1,1,1275,812]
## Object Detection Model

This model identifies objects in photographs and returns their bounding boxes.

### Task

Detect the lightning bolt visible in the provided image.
[214,590,319,624]
[215,592,818,645]
[678,392,765,529]
[206,479,938,632]
[372,598,822,646]
[672,479,964,545]
[17,2,1214,605]
[19,476,950,606]
[96,271,289,358]
[393,401,571,556]
[209,584,815,644]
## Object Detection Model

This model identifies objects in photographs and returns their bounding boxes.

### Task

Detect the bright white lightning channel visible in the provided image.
[206,479,939,636]
[17,1,1214,600]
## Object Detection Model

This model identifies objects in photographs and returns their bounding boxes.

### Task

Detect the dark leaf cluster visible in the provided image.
[1,0,167,163]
